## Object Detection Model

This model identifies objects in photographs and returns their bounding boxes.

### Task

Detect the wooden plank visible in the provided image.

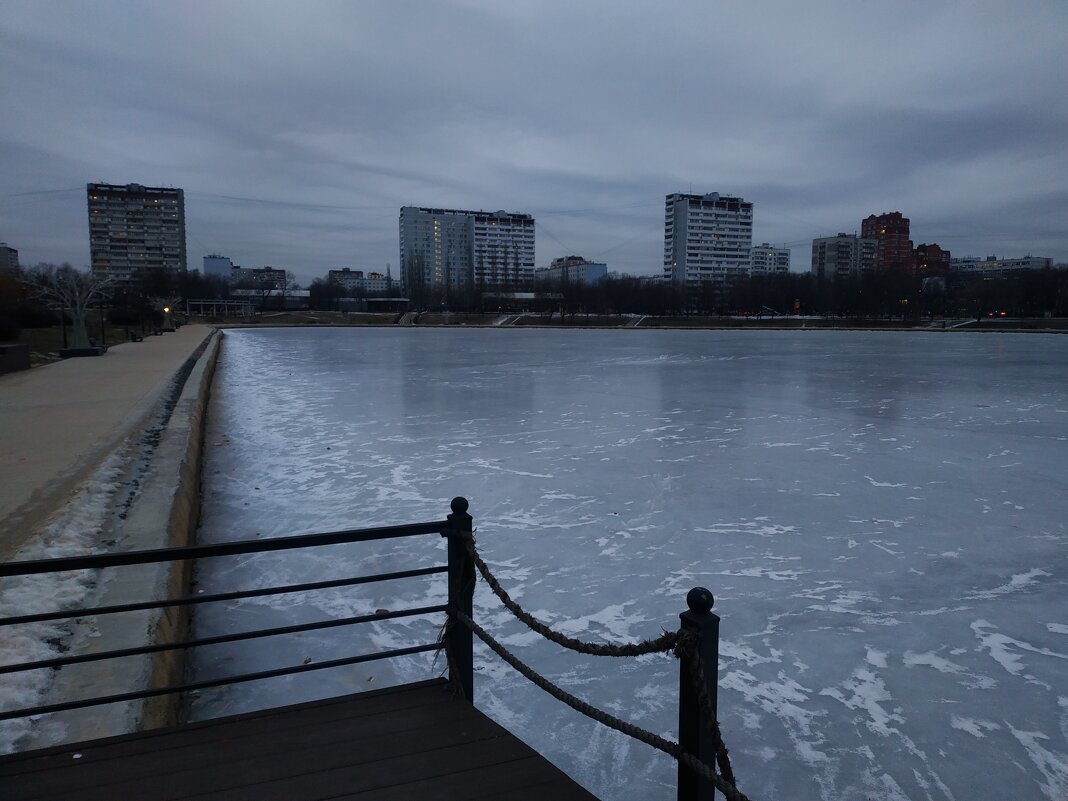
[0,680,602,801]
[0,679,451,778]
[3,689,488,798]
[337,758,600,800]
[192,736,543,801]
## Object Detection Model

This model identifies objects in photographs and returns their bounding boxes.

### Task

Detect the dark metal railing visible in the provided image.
[0,497,476,723]
[2,497,727,799]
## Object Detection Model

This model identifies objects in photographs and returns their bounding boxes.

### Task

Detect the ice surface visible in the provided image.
[190,328,1068,801]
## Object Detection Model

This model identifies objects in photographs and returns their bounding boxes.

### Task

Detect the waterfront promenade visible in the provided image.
[0,325,215,559]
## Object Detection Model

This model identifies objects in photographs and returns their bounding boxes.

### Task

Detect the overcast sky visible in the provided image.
[1,1,1065,285]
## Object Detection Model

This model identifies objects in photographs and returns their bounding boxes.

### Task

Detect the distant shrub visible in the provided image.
[16,304,61,328]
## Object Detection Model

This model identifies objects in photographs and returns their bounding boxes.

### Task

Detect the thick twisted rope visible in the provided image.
[455,609,752,801]
[462,533,678,657]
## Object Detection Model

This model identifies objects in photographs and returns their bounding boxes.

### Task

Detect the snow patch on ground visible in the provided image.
[0,451,128,753]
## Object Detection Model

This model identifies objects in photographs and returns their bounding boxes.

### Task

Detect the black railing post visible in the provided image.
[678,586,720,800]
[444,496,474,701]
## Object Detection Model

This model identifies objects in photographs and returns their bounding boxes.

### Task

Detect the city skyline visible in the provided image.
[1,3,1065,286]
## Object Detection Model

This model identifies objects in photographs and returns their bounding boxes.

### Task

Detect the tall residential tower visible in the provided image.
[399,206,535,301]
[87,183,186,290]
[861,211,913,273]
[663,192,753,286]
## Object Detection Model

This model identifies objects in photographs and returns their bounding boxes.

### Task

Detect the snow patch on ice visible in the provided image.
[904,650,996,689]
[864,476,907,488]
[950,715,1000,738]
[971,620,1068,682]
[865,648,888,668]
[721,640,783,667]
[820,668,901,737]
[714,566,804,582]
[966,568,1051,600]
[694,519,797,537]
[553,603,647,642]
[1008,725,1068,800]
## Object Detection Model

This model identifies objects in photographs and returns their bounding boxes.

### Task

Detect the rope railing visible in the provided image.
[463,533,679,657]
[454,609,752,801]
[448,523,749,801]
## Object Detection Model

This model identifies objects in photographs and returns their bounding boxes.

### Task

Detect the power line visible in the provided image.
[187,192,396,213]
[536,220,577,254]
[0,187,82,199]
[533,200,661,216]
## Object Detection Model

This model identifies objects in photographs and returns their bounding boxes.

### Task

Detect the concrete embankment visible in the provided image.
[3,327,222,749]
[0,325,219,559]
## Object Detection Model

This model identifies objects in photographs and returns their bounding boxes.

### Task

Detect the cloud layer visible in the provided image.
[2,1,1065,283]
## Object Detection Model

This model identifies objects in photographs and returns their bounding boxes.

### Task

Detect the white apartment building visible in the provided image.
[399,206,535,299]
[750,243,790,275]
[950,255,1054,278]
[328,268,391,294]
[535,256,608,285]
[663,193,753,286]
[231,266,287,290]
[472,210,536,288]
[810,234,878,281]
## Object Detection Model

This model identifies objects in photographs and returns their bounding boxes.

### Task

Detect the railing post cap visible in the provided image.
[450,497,469,515]
[686,587,714,615]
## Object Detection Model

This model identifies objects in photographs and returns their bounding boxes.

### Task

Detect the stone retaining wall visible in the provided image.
[28,331,223,745]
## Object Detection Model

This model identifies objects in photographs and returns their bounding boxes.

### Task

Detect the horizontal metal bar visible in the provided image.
[0,566,447,627]
[0,605,447,676]
[0,642,442,722]
[0,519,453,577]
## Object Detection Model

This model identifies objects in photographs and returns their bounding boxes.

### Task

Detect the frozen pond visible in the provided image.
[191,327,1068,801]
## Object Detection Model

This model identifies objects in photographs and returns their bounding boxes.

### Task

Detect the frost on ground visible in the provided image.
[0,452,128,753]
[191,329,1068,801]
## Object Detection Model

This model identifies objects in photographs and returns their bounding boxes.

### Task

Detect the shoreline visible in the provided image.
[201,311,1068,334]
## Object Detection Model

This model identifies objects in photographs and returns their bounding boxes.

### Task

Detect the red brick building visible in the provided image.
[914,243,951,276]
[861,212,914,273]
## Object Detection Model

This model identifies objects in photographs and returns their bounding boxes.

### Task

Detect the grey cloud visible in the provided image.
[1,1,1065,284]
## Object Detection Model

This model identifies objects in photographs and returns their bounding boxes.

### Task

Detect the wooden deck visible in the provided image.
[0,679,600,800]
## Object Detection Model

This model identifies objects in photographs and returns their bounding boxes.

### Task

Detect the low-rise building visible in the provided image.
[811,234,877,281]
[535,256,608,285]
[0,242,19,271]
[232,266,287,290]
[230,288,309,310]
[203,254,233,280]
[749,244,790,275]
[914,243,951,276]
[950,255,1053,278]
[328,268,392,295]
[328,268,364,292]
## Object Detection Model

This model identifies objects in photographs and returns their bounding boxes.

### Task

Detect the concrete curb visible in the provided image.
[138,329,221,729]
[32,331,222,744]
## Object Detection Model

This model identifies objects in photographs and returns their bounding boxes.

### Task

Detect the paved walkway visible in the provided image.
[0,325,215,558]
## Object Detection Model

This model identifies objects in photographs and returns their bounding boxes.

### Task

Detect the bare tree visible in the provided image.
[24,263,113,350]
